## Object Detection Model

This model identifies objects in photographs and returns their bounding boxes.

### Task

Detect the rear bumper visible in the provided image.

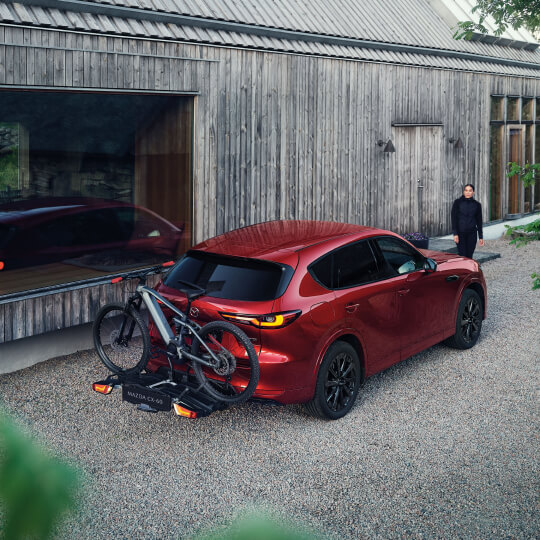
[146,346,314,405]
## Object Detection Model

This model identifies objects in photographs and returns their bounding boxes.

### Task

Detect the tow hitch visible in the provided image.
[92,368,227,419]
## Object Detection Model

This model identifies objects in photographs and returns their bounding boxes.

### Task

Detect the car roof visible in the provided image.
[0,197,143,225]
[0,197,131,221]
[192,220,385,264]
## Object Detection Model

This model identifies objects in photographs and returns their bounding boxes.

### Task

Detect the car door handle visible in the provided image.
[345,303,360,313]
[445,275,459,282]
[398,288,410,296]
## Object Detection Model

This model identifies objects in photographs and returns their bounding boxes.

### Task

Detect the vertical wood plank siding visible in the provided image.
[0,25,539,343]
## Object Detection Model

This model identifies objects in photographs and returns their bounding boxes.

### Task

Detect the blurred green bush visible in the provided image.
[0,410,79,540]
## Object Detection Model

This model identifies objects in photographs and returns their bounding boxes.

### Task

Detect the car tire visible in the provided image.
[305,341,361,420]
[445,289,483,349]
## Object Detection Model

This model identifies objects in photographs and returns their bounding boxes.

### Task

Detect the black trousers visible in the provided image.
[457,231,477,259]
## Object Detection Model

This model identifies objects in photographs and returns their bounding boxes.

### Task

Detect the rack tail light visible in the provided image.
[173,403,198,419]
[220,310,301,329]
[92,383,113,395]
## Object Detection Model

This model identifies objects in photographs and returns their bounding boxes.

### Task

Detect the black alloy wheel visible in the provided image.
[306,341,361,420]
[445,289,483,349]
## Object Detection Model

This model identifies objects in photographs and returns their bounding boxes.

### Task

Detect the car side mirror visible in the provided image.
[423,258,437,273]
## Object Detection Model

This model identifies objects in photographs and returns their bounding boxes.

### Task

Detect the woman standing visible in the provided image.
[451,184,485,259]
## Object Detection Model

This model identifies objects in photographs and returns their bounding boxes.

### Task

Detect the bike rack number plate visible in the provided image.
[122,384,172,412]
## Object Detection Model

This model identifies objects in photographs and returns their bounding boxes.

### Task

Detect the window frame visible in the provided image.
[371,235,427,277]
[307,237,410,291]
[0,87,195,299]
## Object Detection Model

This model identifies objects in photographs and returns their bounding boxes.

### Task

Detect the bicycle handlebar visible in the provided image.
[110,260,175,285]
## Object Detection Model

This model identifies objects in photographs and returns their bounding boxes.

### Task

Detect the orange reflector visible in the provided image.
[111,277,123,284]
[173,403,198,419]
[162,261,175,267]
[93,383,113,395]
[0,261,4,271]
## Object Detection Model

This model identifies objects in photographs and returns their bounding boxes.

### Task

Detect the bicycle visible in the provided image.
[92,262,260,404]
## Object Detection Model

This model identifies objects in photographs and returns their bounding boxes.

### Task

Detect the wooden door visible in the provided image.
[393,126,443,236]
[507,126,524,216]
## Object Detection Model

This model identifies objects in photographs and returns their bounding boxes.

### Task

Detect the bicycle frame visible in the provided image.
[133,283,220,369]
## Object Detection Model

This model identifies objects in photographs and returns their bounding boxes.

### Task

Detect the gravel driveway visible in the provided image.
[1,237,539,539]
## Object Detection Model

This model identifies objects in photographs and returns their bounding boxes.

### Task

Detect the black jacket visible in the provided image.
[451,196,483,238]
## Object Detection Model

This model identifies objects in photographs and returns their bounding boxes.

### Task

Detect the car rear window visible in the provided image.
[164,251,294,301]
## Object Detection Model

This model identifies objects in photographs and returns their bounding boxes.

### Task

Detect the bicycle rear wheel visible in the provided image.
[191,320,259,404]
[93,303,150,374]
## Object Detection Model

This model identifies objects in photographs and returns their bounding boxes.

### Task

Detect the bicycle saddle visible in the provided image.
[179,287,205,301]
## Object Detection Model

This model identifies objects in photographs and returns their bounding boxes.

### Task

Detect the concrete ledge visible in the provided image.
[427,237,500,263]
[0,322,93,375]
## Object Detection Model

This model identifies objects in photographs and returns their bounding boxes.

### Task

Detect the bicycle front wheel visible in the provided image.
[93,303,150,374]
[191,321,259,404]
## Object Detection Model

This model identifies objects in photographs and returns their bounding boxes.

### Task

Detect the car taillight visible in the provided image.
[219,310,301,329]
[173,403,198,419]
[92,383,113,395]
[0,261,4,270]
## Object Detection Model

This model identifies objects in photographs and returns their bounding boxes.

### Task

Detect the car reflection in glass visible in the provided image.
[0,197,185,271]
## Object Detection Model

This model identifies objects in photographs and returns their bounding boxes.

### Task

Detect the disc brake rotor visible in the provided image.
[212,349,236,376]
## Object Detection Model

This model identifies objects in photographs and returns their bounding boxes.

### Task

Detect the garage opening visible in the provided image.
[0,90,193,296]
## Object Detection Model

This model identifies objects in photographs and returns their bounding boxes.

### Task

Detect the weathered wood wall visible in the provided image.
[0,24,539,342]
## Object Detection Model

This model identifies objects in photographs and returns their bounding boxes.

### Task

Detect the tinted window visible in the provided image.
[164,251,293,301]
[310,241,382,289]
[376,237,424,275]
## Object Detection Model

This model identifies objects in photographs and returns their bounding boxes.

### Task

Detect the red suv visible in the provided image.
[147,220,486,419]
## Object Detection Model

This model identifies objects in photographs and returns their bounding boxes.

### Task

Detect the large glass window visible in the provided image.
[522,98,533,122]
[524,125,534,213]
[535,125,540,212]
[507,97,520,122]
[0,90,193,297]
[490,96,504,122]
[489,125,504,220]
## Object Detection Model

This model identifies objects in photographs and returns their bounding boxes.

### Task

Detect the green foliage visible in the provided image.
[453,0,540,39]
[0,411,80,540]
[0,149,19,192]
[194,513,323,540]
[506,161,540,189]
[505,218,540,291]
[505,218,540,246]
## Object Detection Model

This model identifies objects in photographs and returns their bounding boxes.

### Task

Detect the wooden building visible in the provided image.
[0,0,539,344]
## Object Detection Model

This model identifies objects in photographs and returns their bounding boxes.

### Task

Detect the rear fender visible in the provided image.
[307,328,367,399]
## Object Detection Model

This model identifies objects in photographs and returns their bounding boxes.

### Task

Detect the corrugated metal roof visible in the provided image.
[79,0,539,57]
[1,0,539,77]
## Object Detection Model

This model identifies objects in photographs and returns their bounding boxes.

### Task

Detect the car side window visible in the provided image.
[309,240,382,289]
[376,237,425,275]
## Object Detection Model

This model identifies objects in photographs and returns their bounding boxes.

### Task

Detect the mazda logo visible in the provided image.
[189,307,199,318]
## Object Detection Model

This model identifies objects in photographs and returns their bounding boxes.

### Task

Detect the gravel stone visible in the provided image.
[0,237,538,539]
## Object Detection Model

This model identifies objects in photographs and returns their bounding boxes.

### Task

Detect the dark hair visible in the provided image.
[464,183,475,191]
